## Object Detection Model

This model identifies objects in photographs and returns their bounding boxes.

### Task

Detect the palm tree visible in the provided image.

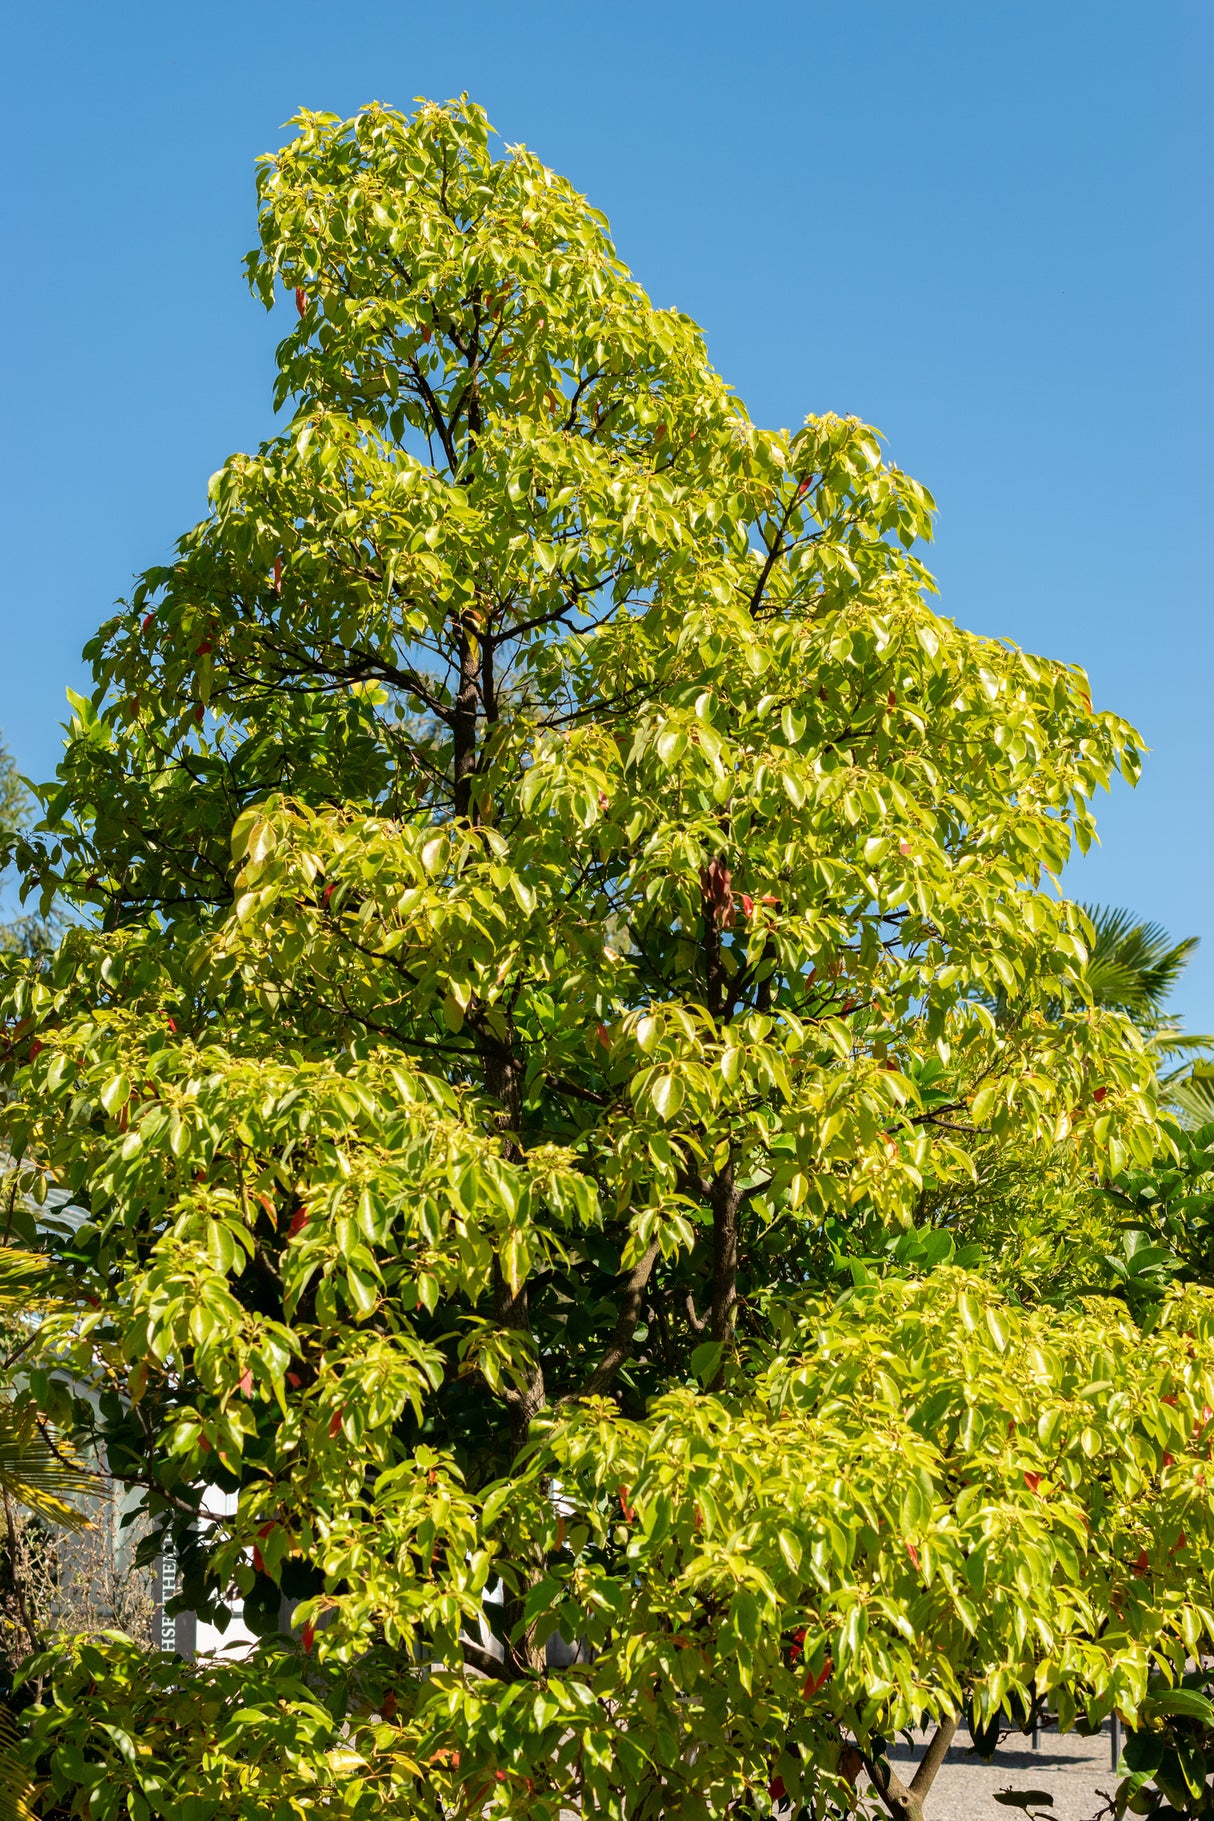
[1079,904,1212,1126]
[1169,1065,1214,1130]
[1080,903,1200,1025]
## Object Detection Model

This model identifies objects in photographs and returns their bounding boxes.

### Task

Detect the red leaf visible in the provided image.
[273,557,283,593]
[1093,1086,1107,1103]
[596,1023,611,1048]
[768,1776,787,1801]
[239,1369,253,1397]
[142,614,155,633]
[258,1522,275,1539]
[1163,1452,1174,1467]
[887,689,896,709]
[899,840,912,856]
[288,1208,308,1238]
[740,893,754,919]
[294,287,306,317]
[788,1626,806,1663]
[381,1690,398,1720]
[801,1656,833,1696]
[301,1622,315,1654]
[1023,1471,1042,1493]
[195,640,212,656]
[252,1547,265,1574]
[287,1371,302,1388]
[165,1017,177,1033]
[1132,1548,1149,1576]
[1172,1529,1187,1553]
[906,1541,920,1569]
[329,1408,344,1438]
[618,1483,634,1522]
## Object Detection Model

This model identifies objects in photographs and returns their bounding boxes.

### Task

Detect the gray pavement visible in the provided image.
[882,1723,1119,1820]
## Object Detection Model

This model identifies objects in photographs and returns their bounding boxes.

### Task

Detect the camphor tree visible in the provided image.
[3,99,1214,1821]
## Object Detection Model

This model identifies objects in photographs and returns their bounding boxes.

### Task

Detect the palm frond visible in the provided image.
[0,1408,94,1534]
[1154,1029,1214,1061]
[0,1252,48,1321]
[1081,903,1199,1019]
[1170,1067,1214,1131]
[0,1706,32,1821]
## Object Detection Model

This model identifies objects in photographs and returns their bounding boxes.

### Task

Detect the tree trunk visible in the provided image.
[867,1717,959,1821]
[708,1163,740,1388]
[480,1025,547,1676]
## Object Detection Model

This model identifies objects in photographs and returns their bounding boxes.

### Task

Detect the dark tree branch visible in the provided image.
[405,360,459,470]
[574,1239,662,1399]
[452,619,480,820]
[746,488,800,618]
[460,1636,512,1682]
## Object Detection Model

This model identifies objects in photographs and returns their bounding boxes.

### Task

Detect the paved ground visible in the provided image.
[882,1723,1120,1819]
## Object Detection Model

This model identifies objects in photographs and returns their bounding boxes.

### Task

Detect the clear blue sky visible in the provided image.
[2,2,1211,1022]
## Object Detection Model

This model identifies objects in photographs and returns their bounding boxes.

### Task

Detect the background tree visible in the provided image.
[0,742,57,966]
[1066,922,1214,1821]
[3,99,1213,1821]
[1081,906,1198,1027]
[0,744,33,964]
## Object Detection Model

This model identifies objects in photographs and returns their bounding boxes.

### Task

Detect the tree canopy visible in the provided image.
[3,98,1213,1821]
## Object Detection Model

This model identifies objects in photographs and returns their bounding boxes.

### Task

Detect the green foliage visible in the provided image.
[1110,1121,1214,1295]
[23,1638,353,1821]
[17,1274,1214,1820]
[1117,1672,1214,1816]
[0,97,1202,1819]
